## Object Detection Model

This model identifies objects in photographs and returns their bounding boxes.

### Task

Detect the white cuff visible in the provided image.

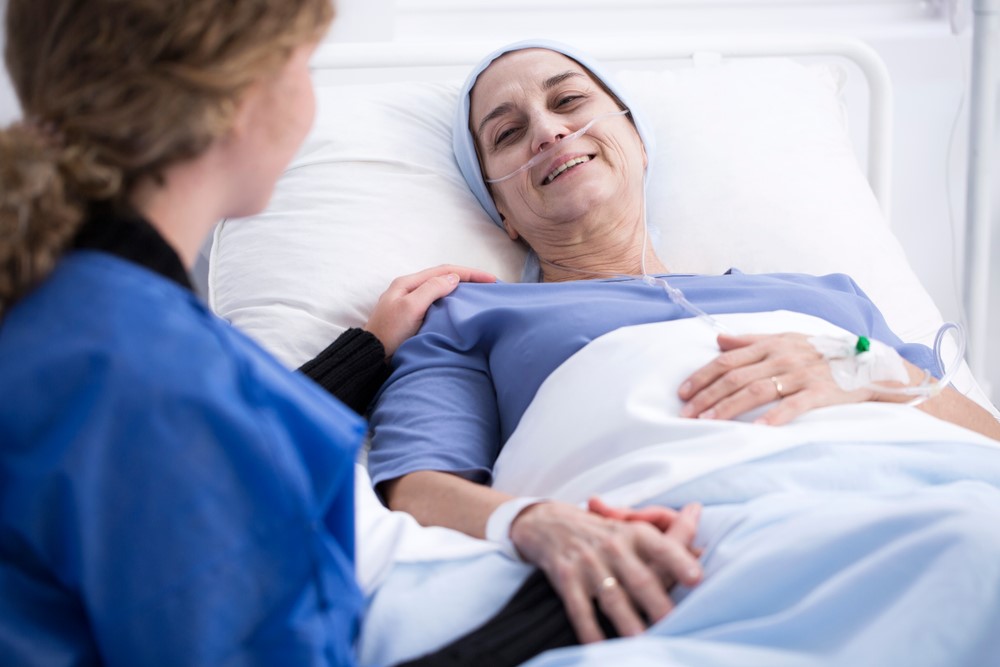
[485,496,546,561]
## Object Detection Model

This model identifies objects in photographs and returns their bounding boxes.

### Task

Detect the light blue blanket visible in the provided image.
[361,440,1000,667]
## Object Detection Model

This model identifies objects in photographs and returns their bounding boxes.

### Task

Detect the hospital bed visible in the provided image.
[205,35,1000,665]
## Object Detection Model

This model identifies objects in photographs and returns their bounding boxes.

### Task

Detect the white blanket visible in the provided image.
[491,310,998,505]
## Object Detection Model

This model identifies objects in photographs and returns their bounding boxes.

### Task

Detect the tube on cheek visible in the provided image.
[484,109,630,184]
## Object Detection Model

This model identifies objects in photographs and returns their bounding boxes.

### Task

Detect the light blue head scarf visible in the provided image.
[452,39,656,282]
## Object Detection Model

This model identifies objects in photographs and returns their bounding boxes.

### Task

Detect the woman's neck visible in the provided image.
[535,212,669,282]
[129,154,227,270]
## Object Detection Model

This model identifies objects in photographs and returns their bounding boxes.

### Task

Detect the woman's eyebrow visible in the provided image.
[476,71,587,139]
[477,102,514,139]
[542,71,586,90]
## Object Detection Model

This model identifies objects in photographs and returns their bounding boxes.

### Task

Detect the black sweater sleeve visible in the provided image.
[298,328,391,416]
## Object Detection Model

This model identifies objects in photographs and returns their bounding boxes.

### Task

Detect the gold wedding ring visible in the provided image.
[770,376,785,398]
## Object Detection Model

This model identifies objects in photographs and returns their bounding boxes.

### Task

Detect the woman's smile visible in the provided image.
[542,153,595,185]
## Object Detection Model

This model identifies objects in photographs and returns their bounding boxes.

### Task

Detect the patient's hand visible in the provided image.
[678,332,875,425]
[509,500,702,644]
[364,265,496,356]
[679,332,1000,441]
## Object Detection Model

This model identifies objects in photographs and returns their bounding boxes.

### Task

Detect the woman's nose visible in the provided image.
[531,115,571,154]
[535,133,566,154]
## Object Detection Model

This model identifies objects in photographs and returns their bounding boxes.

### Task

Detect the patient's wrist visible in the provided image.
[486,496,547,561]
[871,361,936,405]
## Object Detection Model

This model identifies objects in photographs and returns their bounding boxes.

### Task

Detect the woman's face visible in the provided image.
[470,49,646,245]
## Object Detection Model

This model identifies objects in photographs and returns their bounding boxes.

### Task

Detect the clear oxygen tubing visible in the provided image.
[509,111,963,403]
[484,109,630,184]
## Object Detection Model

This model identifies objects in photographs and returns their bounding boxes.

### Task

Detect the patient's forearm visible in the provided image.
[381,470,514,538]
[883,360,1000,440]
[916,387,1000,441]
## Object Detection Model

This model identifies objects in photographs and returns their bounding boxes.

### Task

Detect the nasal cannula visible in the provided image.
[493,109,963,405]
[484,110,630,184]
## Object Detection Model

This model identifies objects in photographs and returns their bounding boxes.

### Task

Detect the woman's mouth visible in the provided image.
[543,155,593,185]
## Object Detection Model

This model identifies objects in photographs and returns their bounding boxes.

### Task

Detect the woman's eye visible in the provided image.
[495,127,519,146]
[556,95,583,108]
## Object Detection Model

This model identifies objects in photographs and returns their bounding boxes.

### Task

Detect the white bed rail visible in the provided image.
[963,0,1000,389]
[312,34,893,220]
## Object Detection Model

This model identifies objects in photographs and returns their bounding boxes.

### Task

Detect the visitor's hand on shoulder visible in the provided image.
[364,265,496,356]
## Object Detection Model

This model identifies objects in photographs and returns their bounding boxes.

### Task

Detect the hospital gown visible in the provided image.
[368,270,939,486]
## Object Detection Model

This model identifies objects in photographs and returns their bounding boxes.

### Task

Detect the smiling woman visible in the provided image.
[466,47,662,282]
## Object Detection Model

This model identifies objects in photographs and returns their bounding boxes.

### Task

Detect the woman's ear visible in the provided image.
[502,218,519,241]
[218,85,258,151]
[494,196,518,240]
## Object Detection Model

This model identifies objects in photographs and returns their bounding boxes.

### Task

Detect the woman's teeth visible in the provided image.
[545,156,591,184]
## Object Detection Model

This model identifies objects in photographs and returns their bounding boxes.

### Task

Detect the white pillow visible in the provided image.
[629,61,935,340]
[208,57,995,411]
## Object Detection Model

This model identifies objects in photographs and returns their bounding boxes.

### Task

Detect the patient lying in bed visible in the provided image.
[355,40,1000,667]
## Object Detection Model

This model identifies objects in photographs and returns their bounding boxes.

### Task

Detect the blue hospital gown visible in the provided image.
[368,270,939,487]
[0,251,364,666]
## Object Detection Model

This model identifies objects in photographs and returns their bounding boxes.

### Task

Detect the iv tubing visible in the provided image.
[863,321,965,405]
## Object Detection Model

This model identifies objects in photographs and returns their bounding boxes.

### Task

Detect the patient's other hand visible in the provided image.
[510,500,702,644]
[678,332,873,425]
[364,264,496,356]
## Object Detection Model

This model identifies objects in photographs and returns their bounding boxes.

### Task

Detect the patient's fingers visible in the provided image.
[643,503,703,587]
[606,503,702,630]
[558,573,607,644]
[596,569,652,638]
[755,382,870,426]
[679,333,825,419]
[509,503,612,643]
[611,542,675,626]
[678,334,773,402]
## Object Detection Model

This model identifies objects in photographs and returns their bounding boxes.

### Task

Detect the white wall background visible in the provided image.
[2,0,996,403]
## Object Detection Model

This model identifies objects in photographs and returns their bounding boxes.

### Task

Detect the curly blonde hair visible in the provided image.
[0,0,334,316]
